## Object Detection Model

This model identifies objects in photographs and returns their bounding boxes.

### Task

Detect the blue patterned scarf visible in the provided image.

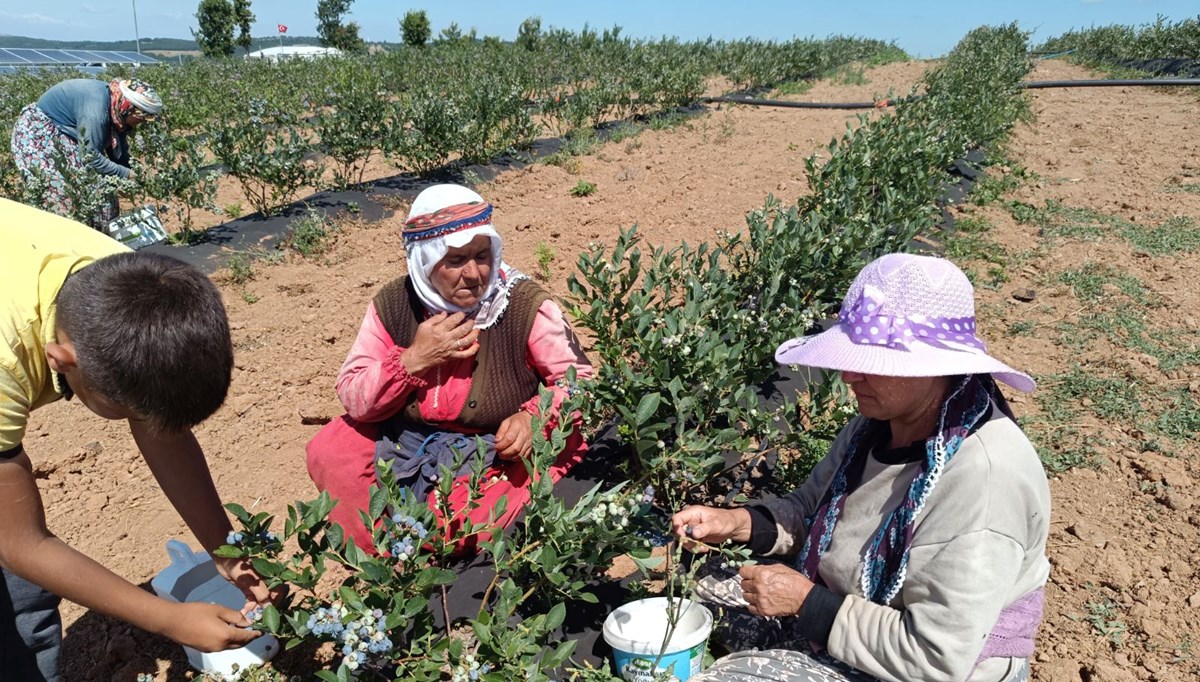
[796,374,1011,605]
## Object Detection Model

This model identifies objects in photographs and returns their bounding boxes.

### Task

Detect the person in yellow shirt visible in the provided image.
[0,198,278,680]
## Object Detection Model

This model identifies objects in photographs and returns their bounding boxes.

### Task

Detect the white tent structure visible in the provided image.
[246,45,342,62]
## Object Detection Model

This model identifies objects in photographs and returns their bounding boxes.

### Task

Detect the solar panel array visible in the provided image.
[0,48,158,67]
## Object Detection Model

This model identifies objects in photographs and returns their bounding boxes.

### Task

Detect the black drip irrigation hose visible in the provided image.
[1021,78,1200,88]
[702,94,909,109]
[704,78,1200,111]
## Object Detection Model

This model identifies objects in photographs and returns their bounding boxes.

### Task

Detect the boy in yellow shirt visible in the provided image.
[0,199,277,680]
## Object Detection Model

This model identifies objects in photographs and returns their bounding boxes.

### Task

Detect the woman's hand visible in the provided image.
[495,410,534,460]
[402,311,480,375]
[161,601,261,652]
[739,563,814,617]
[671,506,753,550]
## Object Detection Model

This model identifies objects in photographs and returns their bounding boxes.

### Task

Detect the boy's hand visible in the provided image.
[163,601,261,652]
[131,424,285,609]
[213,555,285,611]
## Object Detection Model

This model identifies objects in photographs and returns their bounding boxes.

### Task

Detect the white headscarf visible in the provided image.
[404,184,525,329]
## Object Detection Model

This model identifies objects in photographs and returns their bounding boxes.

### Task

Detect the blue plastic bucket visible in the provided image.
[602,598,712,682]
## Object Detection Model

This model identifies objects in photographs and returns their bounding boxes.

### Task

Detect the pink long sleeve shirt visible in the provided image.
[335,299,593,430]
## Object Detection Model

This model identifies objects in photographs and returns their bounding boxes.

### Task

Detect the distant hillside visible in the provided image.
[0,35,403,53]
[0,35,197,51]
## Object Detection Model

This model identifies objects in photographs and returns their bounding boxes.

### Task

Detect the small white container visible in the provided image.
[603,597,712,682]
[150,540,280,679]
[105,205,168,250]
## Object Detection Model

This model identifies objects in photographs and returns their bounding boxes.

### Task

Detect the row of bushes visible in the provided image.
[0,33,905,227]
[567,23,1033,506]
[1036,14,1200,63]
[217,24,1035,681]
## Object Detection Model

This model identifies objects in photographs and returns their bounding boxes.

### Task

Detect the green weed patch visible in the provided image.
[772,80,815,97]
[1021,414,1099,473]
[1010,201,1200,256]
[1044,364,1145,422]
[1123,216,1200,256]
[1155,390,1200,441]
[1057,262,1163,308]
[285,209,338,257]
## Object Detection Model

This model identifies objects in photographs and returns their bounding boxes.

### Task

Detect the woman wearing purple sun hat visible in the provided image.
[675,253,1051,682]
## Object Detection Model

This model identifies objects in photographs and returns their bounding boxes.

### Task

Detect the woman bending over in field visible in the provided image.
[10,78,161,228]
[306,184,593,554]
[675,253,1050,682]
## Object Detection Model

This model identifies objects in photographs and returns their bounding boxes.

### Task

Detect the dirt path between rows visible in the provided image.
[954,60,1200,681]
[23,58,1199,680]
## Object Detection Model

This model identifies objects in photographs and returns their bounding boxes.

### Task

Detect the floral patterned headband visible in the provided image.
[402,201,493,245]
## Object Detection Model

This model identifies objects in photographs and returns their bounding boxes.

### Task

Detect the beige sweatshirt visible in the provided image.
[761,405,1051,682]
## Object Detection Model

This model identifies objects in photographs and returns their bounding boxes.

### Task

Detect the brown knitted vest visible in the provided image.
[373,275,550,432]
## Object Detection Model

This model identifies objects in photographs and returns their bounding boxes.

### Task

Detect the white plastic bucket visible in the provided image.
[150,540,279,680]
[602,597,712,682]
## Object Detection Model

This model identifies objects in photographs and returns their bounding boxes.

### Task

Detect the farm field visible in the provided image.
[12,50,1200,682]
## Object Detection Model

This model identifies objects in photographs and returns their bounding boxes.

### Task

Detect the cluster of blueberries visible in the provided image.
[450,653,493,682]
[224,530,278,546]
[389,513,430,562]
[306,602,395,671]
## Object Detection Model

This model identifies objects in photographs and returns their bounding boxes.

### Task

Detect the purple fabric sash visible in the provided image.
[841,284,986,351]
[977,588,1045,663]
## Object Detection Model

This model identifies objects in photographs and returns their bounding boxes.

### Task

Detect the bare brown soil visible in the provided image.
[23,58,1200,680]
[953,60,1200,682]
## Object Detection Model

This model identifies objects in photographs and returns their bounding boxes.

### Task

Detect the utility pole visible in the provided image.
[131,0,142,58]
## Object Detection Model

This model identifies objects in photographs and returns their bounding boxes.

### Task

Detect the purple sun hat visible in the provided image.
[775,253,1036,392]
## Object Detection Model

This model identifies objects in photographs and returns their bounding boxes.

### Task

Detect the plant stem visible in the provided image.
[480,540,543,607]
[521,584,539,602]
[440,583,452,638]
[651,543,680,670]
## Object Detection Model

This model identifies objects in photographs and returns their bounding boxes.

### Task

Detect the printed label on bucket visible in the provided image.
[613,645,703,682]
[619,656,680,682]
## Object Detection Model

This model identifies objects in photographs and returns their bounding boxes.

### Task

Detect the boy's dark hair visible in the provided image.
[56,252,233,432]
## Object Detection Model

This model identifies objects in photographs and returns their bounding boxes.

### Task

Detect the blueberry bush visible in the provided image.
[1037,15,1200,65]
[568,24,1033,507]
[1,30,905,229]
[214,387,668,680]
[3,23,1035,681]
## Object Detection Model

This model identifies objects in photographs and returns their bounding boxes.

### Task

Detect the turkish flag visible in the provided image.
[277,24,288,33]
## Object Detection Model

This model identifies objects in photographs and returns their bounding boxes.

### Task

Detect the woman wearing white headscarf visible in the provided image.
[10,78,162,228]
[306,184,593,554]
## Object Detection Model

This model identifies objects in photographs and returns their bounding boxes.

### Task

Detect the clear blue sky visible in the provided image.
[1,1,1196,57]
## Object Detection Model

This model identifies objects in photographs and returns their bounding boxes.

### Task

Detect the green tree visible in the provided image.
[233,0,255,55]
[193,0,236,58]
[401,9,432,47]
[437,21,462,43]
[316,0,365,53]
[516,16,542,51]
